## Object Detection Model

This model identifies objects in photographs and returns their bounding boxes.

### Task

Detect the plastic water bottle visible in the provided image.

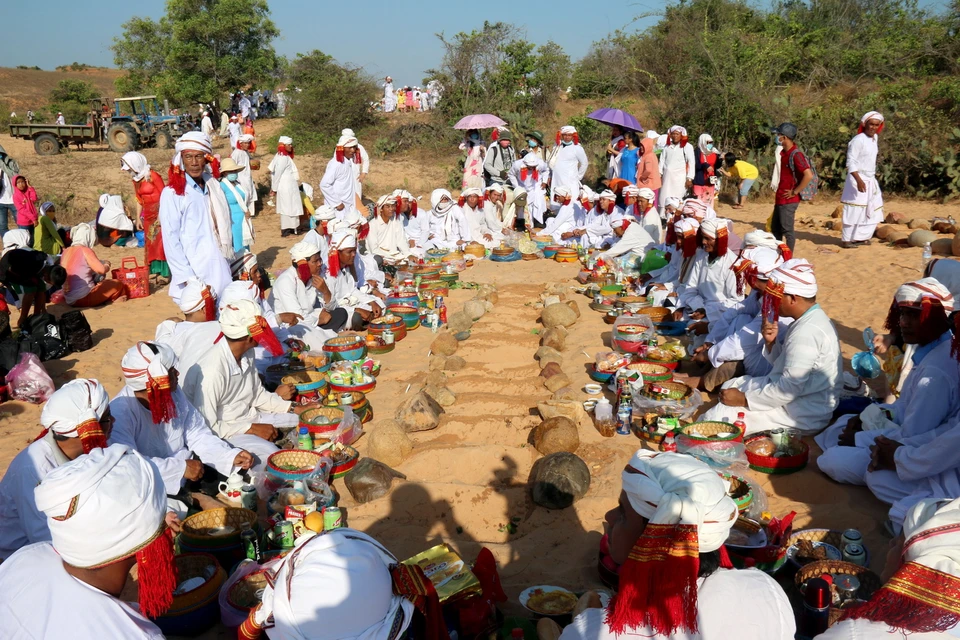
[922,242,933,272]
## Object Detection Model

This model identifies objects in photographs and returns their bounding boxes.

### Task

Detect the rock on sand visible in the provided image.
[530,452,591,509]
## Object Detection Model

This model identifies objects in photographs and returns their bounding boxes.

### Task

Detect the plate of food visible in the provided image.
[786,540,842,565]
[520,585,579,617]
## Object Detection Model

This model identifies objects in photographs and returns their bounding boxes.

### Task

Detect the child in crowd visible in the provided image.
[720,152,759,209]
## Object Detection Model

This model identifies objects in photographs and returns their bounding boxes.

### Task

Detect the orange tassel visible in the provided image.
[328,249,341,277]
[206,155,221,180]
[168,165,186,196]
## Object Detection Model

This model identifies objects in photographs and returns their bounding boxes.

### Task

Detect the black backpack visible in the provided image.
[59,310,93,352]
[22,312,70,361]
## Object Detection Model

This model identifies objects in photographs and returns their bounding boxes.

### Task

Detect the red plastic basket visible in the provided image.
[112,257,149,299]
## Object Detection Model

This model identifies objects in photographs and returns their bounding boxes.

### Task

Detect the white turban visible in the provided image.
[337,135,358,148]
[238,134,255,144]
[430,188,454,214]
[312,204,337,222]
[330,229,358,251]
[98,195,134,232]
[40,378,110,438]
[3,229,31,254]
[645,130,659,139]
[220,298,264,340]
[861,111,884,125]
[699,218,727,239]
[560,125,577,135]
[278,136,293,145]
[172,131,213,171]
[34,445,167,569]
[121,341,176,392]
[341,128,356,138]
[231,251,258,278]
[461,187,482,198]
[681,198,708,220]
[622,450,737,553]
[178,277,213,314]
[675,217,700,236]
[668,125,687,137]
[290,240,321,262]
[553,186,571,199]
[484,184,503,194]
[598,189,616,201]
[895,277,955,314]
[523,153,540,167]
[741,246,783,278]
[770,258,817,297]
[121,151,151,182]
[220,281,262,312]
[254,529,414,639]
[71,222,96,249]
[580,186,597,202]
[376,194,394,209]
[622,185,640,197]
[637,187,656,202]
[743,230,781,251]
[663,196,682,211]
[902,497,960,577]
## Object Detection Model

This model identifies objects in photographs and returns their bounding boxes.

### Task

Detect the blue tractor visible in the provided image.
[105,96,193,152]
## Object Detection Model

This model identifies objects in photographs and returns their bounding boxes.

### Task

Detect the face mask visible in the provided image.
[706,143,714,151]
[562,140,572,146]
[470,133,479,140]
[528,140,537,148]
[227,173,239,183]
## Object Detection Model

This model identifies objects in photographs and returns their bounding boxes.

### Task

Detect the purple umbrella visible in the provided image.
[453,114,507,130]
[587,108,644,132]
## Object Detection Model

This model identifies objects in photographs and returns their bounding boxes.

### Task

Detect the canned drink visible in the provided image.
[382,329,395,345]
[275,520,295,548]
[842,543,866,566]
[439,305,447,324]
[240,484,258,512]
[339,392,354,406]
[841,529,863,549]
[242,528,261,561]
[323,506,343,531]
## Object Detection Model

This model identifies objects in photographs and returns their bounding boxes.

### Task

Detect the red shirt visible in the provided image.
[776,146,810,205]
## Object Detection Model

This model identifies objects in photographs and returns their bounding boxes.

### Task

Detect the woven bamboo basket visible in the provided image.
[634,306,671,323]
[522,252,540,260]
[299,406,345,434]
[679,421,745,443]
[281,371,328,392]
[463,243,486,258]
[624,362,672,383]
[266,450,326,481]
[640,380,693,401]
[330,445,360,478]
[492,246,515,256]
[441,251,464,263]
[794,560,882,599]
[180,508,257,547]
[745,432,809,474]
[322,335,367,361]
[153,553,226,634]
[227,569,270,612]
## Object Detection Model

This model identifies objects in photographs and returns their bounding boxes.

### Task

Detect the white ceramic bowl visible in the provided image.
[583,399,598,412]
[584,383,603,395]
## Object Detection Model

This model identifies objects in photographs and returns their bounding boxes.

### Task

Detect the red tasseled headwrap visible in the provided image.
[200,286,217,322]
[841,561,960,633]
[206,154,221,180]
[146,373,177,426]
[75,418,109,454]
[335,145,344,163]
[358,223,369,241]
[136,527,179,619]
[168,156,218,196]
[762,280,786,323]
[604,523,702,636]
[520,167,538,182]
[665,216,678,246]
[277,144,294,158]
[778,242,792,260]
[248,316,284,356]
[353,148,361,164]
[681,232,698,259]
[597,201,614,215]
[715,227,728,257]
[556,131,580,145]
[620,219,632,232]
[410,199,417,216]
[733,259,756,296]
[328,249,341,278]
[295,259,311,284]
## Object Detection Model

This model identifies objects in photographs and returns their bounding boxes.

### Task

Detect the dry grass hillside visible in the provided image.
[0,66,123,114]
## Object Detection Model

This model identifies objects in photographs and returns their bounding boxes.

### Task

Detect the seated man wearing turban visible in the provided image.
[642,217,701,307]
[367,194,419,263]
[422,189,472,251]
[272,239,351,333]
[0,445,180,637]
[622,185,662,243]
[184,299,309,468]
[671,218,743,324]
[542,187,584,247]
[817,277,960,488]
[0,379,112,560]
[239,528,450,640]
[109,341,254,516]
[819,497,960,638]
[460,187,503,249]
[700,259,843,435]
[154,276,223,378]
[549,450,794,639]
[509,151,550,228]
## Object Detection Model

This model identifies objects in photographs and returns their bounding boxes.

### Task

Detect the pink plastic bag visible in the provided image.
[7,353,54,403]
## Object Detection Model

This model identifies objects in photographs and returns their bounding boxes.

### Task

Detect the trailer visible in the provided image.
[7,121,104,155]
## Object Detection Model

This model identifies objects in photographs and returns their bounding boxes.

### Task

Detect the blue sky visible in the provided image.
[0,0,952,86]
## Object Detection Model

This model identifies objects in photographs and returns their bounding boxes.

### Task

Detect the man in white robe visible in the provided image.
[658,125,695,215]
[393,189,424,255]
[701,259,843,434]
[548,125,588,199]
[270,240,350,334]
[219,110,229,137]
[227,116,242,149]
[200,111,214,137]
[321,229,385,330]
[367,194,417,263]
[108,342,253,512]
[383,76,396,112]
[319,134,360,221]
[624,186,663,243]
[184,299,305,470]
[817,278,960,486]
[508,152,550,227]
[840,111,885,247]
[542,188,583,246]
[232,133,258,212]
[159,131,233,303]
[421,189,471,251]
[341,128,370,199]
[817,497,960,637]
[484,183,515,232]
[643,217,701,306]
[0,379,112,560]
[0,445,179,638]
[268,136,302,236]
[601,214,657,261]
[459,187,502,249]
[154,276,222,376]
[673,218,743,322]
[553,450,795,640]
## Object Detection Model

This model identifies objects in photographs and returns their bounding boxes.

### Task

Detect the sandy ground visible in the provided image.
[2,120,960,636]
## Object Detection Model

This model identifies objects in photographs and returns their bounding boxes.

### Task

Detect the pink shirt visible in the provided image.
[61,246,107,304]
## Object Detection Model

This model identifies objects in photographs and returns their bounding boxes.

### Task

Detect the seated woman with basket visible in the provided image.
[61,223,128,308]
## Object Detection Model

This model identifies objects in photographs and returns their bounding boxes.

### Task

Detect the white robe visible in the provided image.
[702,304,843,434]
[677,250,743,320]
[542,203,584,246]
[200,115,214,137]
[368,215,416,261]
[401,214,425,257]
[632,204,663,244]
[108,386,242,495]
[602,221,656,260]
[558,569,795,640]
[508,158,550,225]
[461,204,502,249]
[154,320,223,382]
[271,266,327,327]
[322,262,384,326]
[319,157,357,220]
[484,200,514,232]
[268,154,301,230]
[159,176,233,303]
[659,142,695,212]
[352,144,370,198]
[231,147,258,209]
[0,543,164,639]
[705,294,792,377]
[817,332,960,486]
[584,208,616,249]
[549,144,589,198]
[0,433,67,559]
[228,122,241,149]
[421,208,471,250]
[817,618,959,639]
[841,132,884,242]
[383,82,396,112]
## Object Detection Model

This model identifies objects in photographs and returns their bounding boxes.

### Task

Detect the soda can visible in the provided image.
[842,543,866,566]
[339,392,354,406]
[240,484,258,512]
[323,506,343,531]
[275,520,295,548]
[241,528,261,561]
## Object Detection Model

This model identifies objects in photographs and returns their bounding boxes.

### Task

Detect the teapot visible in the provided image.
[219,472,245,500]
